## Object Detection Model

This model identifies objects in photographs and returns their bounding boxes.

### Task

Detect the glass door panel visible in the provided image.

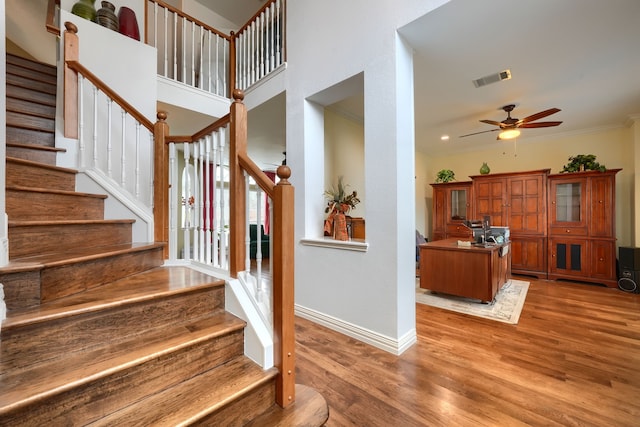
[450,189,467,221]
[555,183,581,222]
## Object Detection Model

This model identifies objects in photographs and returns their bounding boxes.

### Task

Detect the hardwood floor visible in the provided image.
[295,276,640,426]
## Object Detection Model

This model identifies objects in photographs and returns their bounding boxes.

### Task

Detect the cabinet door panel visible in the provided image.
[590,240,615,279]
[509,175,546,234]
[549,238,588,277]
[432,188,446,233]
[549,178,587,235]
[590,176,614,237]
[510,237,546,275]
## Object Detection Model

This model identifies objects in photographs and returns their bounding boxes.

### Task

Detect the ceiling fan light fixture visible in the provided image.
[498,129,520,140]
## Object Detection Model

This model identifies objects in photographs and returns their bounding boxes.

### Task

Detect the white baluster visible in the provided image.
[256,187,264,286]
[183,143,191,259]
[212,133,220,267]
[190,20,195,87]
[219,129,227,269]
[162,5,168,77]
[276,0,281,65]
[222,37,227,97]
[192,142,200,261]
[78,74,85,170]
[120,109,126,187]
[106,98,113,177]
[266,6,271,73]
[173,11,177,80]
[92,85,98,168]
[245,174,251,272]
[205,135,212,265]
[169,142,178,261]
[135,122,141,199]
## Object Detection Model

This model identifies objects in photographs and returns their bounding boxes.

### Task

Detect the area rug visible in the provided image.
[415,279,530,324]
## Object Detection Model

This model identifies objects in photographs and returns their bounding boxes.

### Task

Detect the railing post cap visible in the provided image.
[157,111,168,121]
[233,89,245,102]
[277,165,291,184]
[64,21,78,34]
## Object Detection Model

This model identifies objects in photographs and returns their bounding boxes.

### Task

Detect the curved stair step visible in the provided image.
[0,313,247,425]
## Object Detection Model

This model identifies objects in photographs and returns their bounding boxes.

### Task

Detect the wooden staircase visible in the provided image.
[0,54,328,425]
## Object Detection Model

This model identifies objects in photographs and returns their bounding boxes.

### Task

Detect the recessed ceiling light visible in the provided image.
[441,135,450,141]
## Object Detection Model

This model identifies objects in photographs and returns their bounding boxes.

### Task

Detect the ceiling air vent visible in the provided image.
[472,69,512,88]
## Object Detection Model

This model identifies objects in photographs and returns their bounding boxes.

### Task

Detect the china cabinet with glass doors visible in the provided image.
[547,169,620,287]
[430,181,472,241]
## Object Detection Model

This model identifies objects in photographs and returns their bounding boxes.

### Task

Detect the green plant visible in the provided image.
[560,154,606,173]
[435,169,455,183]
[324,176,360,214]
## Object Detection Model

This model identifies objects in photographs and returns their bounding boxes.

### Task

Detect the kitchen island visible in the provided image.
[418,238,511,303]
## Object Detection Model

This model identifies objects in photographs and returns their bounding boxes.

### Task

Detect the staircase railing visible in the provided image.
[234,0,286,91]
[145,0,232,97]
[159,92,296,406]
[59,3,296,408]
[63,22,155,210]
[145,0,286,96]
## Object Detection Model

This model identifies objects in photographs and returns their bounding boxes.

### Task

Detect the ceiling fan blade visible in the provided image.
[518,108,561,124]
[479,119,504,127]
[519,121,563,128]
[459,128,500,138]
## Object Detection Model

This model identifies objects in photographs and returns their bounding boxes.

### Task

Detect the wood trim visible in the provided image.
[65,60,154,131]
[153,112,170,259]
[272,165,296,408]
[191,115,231,141]
[46,0,60,36]
[228,91,247,277]
[63,22,79,139]
[238,153,275,198]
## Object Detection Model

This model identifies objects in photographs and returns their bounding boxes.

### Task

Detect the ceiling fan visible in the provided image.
[460,104,562,139]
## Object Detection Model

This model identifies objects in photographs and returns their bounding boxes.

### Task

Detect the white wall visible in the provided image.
[288,0,449,354]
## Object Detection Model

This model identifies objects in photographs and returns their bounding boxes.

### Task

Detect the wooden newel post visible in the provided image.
[229,89,247,277]
[273,164,296,407]
[154,111,170,258]
[63,21,79,138]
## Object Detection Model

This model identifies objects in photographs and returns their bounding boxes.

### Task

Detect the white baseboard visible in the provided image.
[295,305,417,355]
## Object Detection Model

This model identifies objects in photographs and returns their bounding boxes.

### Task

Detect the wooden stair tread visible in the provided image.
[7,185,108,199]
[88,358,278,426]
[0,243,161,273]
[7,156,77,173]
[245,384,330,427]
[6,142,65,153]
[0,313,246,413]
[9,219,136,227]
[4,266,225,329]
[7,54,56,77]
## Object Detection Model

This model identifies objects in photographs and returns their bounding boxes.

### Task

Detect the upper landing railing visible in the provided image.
[145,0,286,96]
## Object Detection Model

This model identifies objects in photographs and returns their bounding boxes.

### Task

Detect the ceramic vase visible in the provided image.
[480,162,490,174]
[118,7,140,41]
[97,1,119,32]
[71,0,97,22]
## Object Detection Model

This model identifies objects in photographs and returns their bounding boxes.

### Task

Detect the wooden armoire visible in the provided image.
[430,168,620,287]
[470,169,549,278]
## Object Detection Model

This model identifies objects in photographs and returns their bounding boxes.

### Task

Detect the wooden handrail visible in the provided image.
[236,0,283,35]
[46,0,60,36]
[66,60,154,132]
[147,0,232,41]
[238,153,275,198]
